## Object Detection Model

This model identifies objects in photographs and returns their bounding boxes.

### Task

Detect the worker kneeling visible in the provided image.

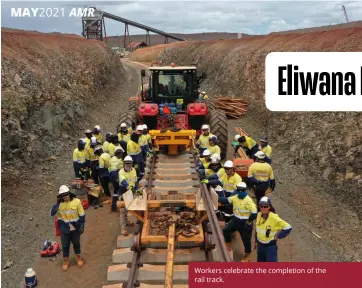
[196,149,212,179]
[117,156,138,235]
[218,182,257,262]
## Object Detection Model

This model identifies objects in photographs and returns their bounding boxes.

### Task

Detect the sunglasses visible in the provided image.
[260,205,269,208]
[61,193,69,197]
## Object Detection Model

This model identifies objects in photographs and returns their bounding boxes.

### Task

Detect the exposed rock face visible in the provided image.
[1,30,125,183]
[131,27,362,216]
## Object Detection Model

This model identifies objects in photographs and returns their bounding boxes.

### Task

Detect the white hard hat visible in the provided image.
[201,91,206,94]
[259,196,271,205]
[210,154,221,163]
[203,149,211,156]
[91,136,97,144]
[224,160,234,168]
[236,182,247,189]
[234,135,241,141]
[201,124,209,130]
[94,145,102,152]
[255,151,266,159]
[142,124,148,129]
[94,125,101,130]
[124,156,133,162]
[215,185,223,192]
[58,185,70,195]
[120,123,127,128]
[137,125,143,131]
[85,129,92,134]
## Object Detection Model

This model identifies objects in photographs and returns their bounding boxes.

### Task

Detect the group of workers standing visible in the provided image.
[195,125,292,263]
[51,121,292,271]
[51,123,152,271]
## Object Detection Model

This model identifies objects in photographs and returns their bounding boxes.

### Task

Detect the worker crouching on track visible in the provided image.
[205,154,225,179]
[51,185,85,271]
[256,197,292,262]
[202,160,242,223]
[218,182,257,262]
[109,147,124,211]
[234,135,259,159]
[208,135,221,156]
[94,146,112,198]
[196,149,212,179]
[196,125,214,155]
[117,156,138,235]
[248,151,275,210]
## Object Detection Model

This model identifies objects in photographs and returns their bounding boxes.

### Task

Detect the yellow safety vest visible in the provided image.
[118,132,131,143]
[201,158,211,169]
[73,148,88,164]
[256,212,291,244]
[102,141,110,153]
[248,162,274,182]
[228,195,257,219]
[127,140,141,155]
[109,156,123,172]
[139,135,147,147]
[84,138,91,150]
[99,153,111,168]
[208,145,221,156]
[119,168,137,188]
[220,172,242,193]
[197,133,214,149]
[241,136,257,150]
[95,133,103,144]
[261,145,272,158]
[56,198,85,223]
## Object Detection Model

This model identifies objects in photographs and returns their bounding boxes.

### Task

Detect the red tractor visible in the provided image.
[118,64,228,159]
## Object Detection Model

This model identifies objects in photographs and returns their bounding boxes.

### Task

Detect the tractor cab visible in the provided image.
[141,65,198,108]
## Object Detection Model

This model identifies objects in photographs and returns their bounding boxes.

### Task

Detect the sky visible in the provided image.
[1,1,362,36]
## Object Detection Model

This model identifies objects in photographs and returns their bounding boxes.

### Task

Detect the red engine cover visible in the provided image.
[187,103,208,116]
[139,103,159,116]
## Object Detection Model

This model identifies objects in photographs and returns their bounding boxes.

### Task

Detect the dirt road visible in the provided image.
[2,59,360,288]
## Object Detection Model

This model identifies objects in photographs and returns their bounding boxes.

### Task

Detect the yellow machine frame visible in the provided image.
[149,129,197,155]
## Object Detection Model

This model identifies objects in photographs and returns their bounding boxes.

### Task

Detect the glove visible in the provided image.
[201,179,209,184]
[79,226,85,234]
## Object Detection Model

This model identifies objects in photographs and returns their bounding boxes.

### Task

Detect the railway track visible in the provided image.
[103,150,231,288]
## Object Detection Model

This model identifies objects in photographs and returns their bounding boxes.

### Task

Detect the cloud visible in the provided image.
[1,1,362,36]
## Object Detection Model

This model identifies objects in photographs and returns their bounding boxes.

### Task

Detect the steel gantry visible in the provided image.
[82,7,185,47]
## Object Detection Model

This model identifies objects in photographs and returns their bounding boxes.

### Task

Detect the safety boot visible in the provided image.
[75,255,84,267]
[62,257,70,271]
[241,253,251,262]
[121,228,129,236]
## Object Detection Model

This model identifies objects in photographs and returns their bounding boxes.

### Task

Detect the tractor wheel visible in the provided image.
[209,110,228,160]
[205,99,217,111]
[117,111,136,133]
[129,100,138,111]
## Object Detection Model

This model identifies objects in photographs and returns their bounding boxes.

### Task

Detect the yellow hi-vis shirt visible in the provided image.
[145,134,152,144]
[201,158,211,169]
[228,195,257,219]
[241,136,257,149]
[118,132,131,143]
[99,153,111,169]
[206,167,225,177]
[56,198,85,224]
[138,134,147,147]
[109,156,123,172]
[220,172,242,193]
[261,145,272,158]
[127,140,141,155]
[208,145,221,156]
[119,168,137,189]
[197,133,215,149]
[256,212,291,244]
[84,137,91,150]
[73,148,88,164]
[108,143,116,157]
[248,162,274,182]
[102,141,110,153]
[95,133,103,144]
[87,147,99,161]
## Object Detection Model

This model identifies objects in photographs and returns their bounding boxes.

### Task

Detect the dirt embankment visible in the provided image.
[130,27,362,218]
[1,29,125,185]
